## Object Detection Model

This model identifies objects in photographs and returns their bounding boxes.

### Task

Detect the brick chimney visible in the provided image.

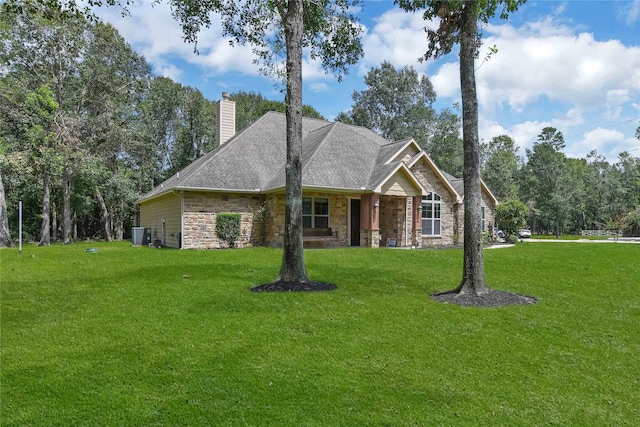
[216,92,236,146]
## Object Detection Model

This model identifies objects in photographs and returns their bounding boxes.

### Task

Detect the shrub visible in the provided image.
[482,231,490,246]
[623,208,640,237]
[216,213,242,248]
[506,234,519,244]
[251,203,270,246]
[495,199,528,236]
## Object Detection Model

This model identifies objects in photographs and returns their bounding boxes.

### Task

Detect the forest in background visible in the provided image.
[1,3,639,245]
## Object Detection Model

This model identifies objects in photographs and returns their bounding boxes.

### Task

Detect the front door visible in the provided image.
[350,199,360,246]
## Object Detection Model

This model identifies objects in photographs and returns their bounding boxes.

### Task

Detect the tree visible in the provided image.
[2,2,151,244]
[168,0,363,288]
[495,199,527,237]
[396,0,527,300]
[427,109,463,177]
[0,169,12,247]
[616,151,640,213]
[525,127,571,237]
[346,61,437,144]
[232,91,324,132]
[481,134,520,201]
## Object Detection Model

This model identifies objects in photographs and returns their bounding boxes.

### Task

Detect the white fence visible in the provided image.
[581,230,622,236]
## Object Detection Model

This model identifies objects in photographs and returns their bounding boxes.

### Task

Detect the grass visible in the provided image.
[2,242,639,426]
[531,234,611,240]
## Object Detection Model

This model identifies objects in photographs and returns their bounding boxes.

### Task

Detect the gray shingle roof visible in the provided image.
[441,170,464,197]
[137,112,436,202]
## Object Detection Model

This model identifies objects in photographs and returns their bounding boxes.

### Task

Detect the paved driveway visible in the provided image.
[523,237,640,244]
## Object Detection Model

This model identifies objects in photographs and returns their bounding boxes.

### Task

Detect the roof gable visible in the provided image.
[386,139,421,164]
[408,152,462,203]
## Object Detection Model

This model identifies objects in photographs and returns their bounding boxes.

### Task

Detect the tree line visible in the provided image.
[0,3,326,246]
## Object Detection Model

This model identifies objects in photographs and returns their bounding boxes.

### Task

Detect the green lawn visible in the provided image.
[2,242,639,426]
[531,234,611,240]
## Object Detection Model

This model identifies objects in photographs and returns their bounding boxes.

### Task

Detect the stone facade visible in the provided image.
[379,196,408,247]
[147,169,495,250]
[181,192,265,249]
[266,192,349,248]
[410,159,459,246]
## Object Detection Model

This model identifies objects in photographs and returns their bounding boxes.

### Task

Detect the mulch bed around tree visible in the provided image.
[251,280,337,292]
[432,289,539,308]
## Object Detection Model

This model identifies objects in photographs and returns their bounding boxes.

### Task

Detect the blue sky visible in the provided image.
[97,0,640,162]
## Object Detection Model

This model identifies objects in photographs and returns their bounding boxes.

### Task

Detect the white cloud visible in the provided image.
[155,64,183,81]
[569,127,631,159]
[308,82,329,93]
[97,2,195,67]
[190,39,258,76]
[431,62,460,100]
[476,21,640,113]
[620,0,640,25]
[359,9,434,74]
[421,16,640,117]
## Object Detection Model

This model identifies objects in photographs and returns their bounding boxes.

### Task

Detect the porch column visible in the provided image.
[413,195,423,248]
[360,193,380,248]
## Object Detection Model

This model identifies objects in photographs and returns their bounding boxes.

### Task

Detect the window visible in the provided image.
[303,197,329,228]
[422,192,441,236]
[481,206,486,231]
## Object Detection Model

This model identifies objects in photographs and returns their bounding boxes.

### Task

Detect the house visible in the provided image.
[136,93,498,249]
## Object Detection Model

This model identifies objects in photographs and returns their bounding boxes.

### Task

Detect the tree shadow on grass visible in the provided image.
[250,280,337,292]
[432,289,538,308]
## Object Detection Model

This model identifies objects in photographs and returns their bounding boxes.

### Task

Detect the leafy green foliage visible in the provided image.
[522,127,573,236]
[232,91,324,132]
[215,213,242,248]
[496,199,528,236]
[481,134,520,201]
[170,0,363,82]
[395,0,526,61]
[347,61,436,141]
[505,233,519,244]
[623,207,640,236]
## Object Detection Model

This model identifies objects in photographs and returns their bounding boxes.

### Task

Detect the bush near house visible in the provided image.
[215,213,242,247]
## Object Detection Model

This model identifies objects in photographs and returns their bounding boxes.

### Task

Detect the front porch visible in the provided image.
[357,193,423,248]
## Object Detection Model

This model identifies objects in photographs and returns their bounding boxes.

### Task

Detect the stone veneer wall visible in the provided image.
[379,196,408,247]
[482,189,496,234]
[182,192,265,249]
[410,159,458,246]
[449,189,497,242]
[360,229,380,248]
[266,192,349,248]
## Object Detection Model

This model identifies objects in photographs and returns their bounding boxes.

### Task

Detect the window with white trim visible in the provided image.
[422,192,441,236]
[303,197,329,228]
[481,206,486,231]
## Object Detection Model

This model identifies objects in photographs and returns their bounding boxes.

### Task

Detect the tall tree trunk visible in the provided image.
[95,187,113,241]
[51,201,58,242]
[114,201,124,240]
[0,171,12,248]
[455,2,489,296]
[278,0,308,283]
[63,166,73,244]
[73,212,78,241]
[39,170,51,246]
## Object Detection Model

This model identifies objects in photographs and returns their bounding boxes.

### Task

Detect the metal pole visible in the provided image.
[19,200,22,253]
